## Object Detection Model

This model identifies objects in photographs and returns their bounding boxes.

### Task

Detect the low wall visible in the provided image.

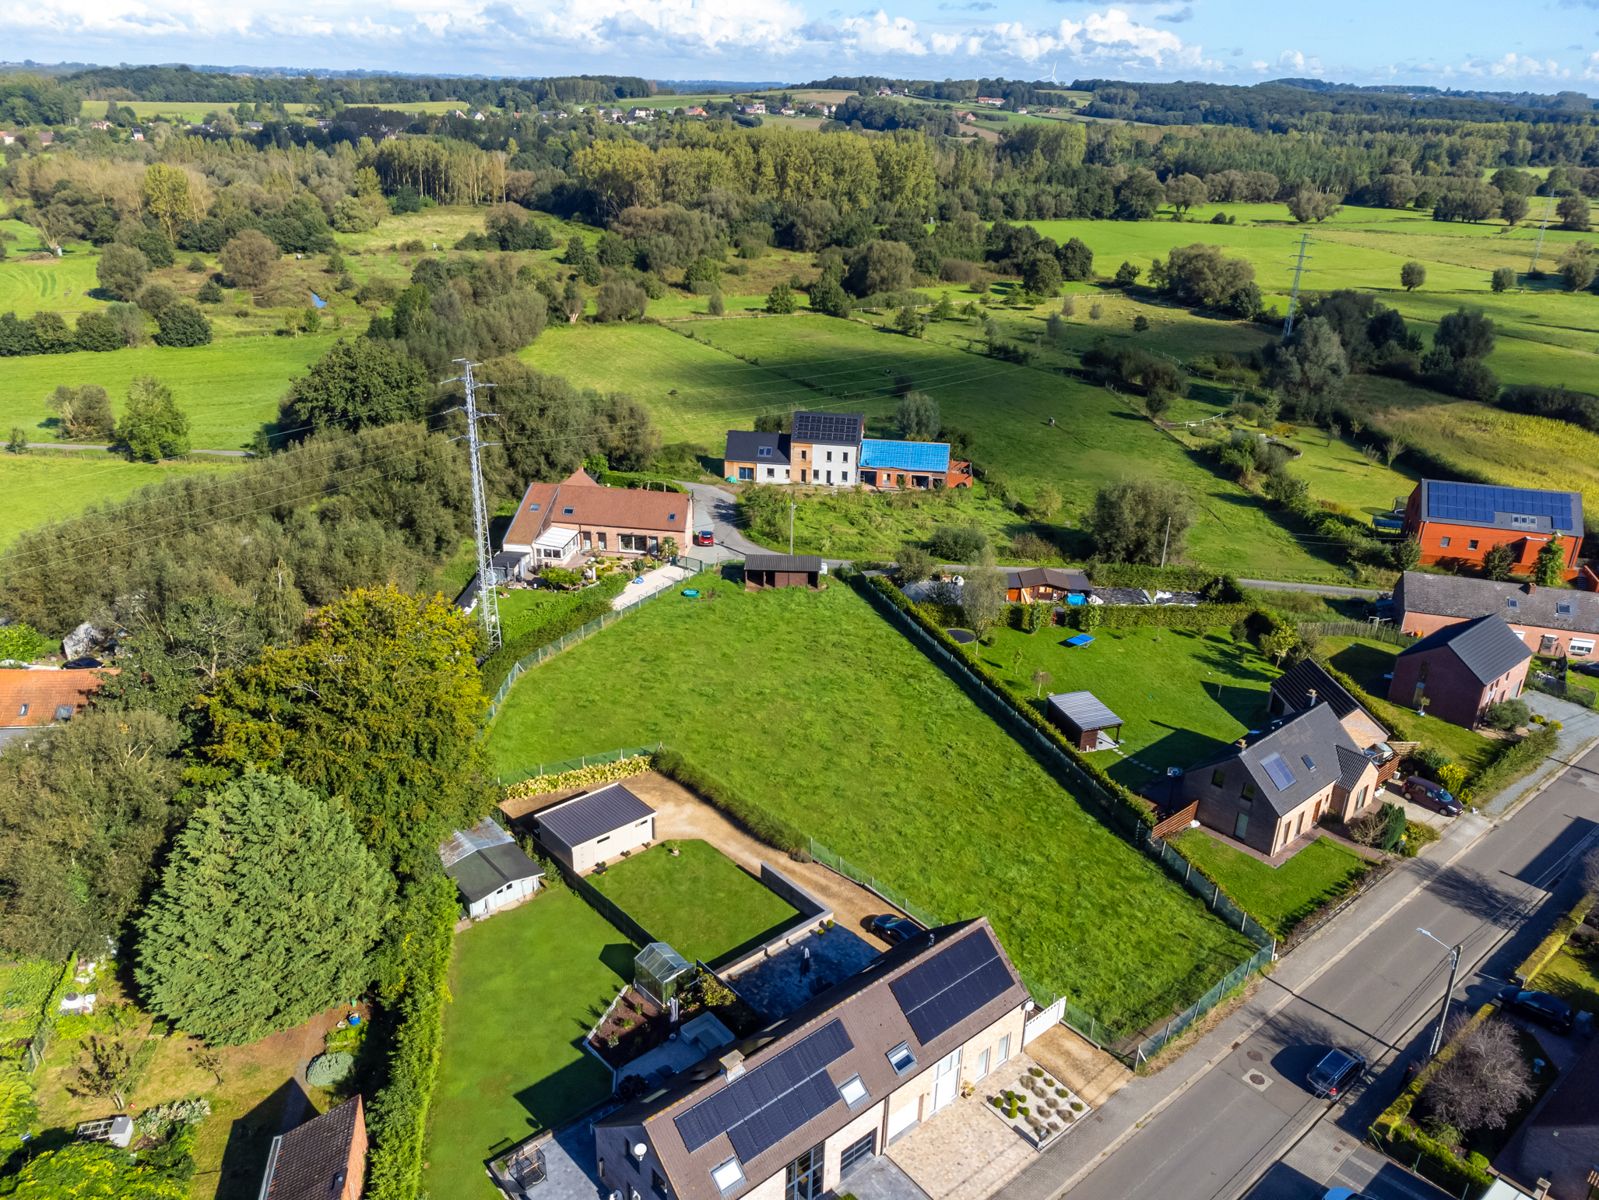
[713,864,833,977]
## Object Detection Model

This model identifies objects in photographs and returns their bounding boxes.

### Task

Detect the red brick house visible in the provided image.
[259,1094,366,1200]
[1394,571,1599,661]
[1401,480,1583,573]
[501,469,692,574]
[1387,614,1531,728]
[0,668,104,752]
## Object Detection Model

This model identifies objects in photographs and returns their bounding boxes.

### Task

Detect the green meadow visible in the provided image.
[0,453,234,550]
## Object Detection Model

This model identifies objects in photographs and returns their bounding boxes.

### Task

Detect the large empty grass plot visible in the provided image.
[486,577,1255,1033]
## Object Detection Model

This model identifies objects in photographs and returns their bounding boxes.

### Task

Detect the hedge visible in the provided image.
[480,575,628,696]
[1513,889,1599,986]
[504,756,654,801]
[1460,726,1558,805]
[1085,602,1255,631]
[651,748,808,855]
[365,873,457,1200]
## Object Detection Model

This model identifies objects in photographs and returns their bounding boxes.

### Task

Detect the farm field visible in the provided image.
[0,453,234,551]
[77,99,312,119]
[1171,831,1370,939]
[485,575,1257,1033]
[774,484,1057,562]
[586,839,801,965]
[0,241,102,316]
[428,890,627,1200]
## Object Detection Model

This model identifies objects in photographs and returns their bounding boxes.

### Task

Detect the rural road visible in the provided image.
[1000,742,1599,1200]
[24,442,249,458]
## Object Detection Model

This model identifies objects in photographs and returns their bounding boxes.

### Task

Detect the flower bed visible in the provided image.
[983,1063,1089,1149]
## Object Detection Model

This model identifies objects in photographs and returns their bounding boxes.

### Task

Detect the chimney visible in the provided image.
[719,1050,745,1081]
[1526,582,1536,595]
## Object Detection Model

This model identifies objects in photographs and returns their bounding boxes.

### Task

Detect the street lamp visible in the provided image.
[1416,927,1463,1058]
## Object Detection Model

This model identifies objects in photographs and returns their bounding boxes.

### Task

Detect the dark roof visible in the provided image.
[1198,705,1367,818]
[1271,659,1367,723]
[724,431,790,465]
[1046,691,1122,733]
[1415,479,1582,536]
[1397,614,1532,685]
[260,1094,363,1200]
[745,554,823,573]
[534,782,655,851]
[492,550,526,568]
[445,842,544,904]
[1397,572,1599,634]
[601,920,1026,1200]
[790,411,863,446]
[1336,744,1373,790]
[1007,567,1091,592]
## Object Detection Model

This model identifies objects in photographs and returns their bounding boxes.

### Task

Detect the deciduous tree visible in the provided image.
[1482,543,1515,581]
[896,390,940,441]
[219,228,279,291]
[115,376,189,461]
[1088,480,1192,565]
[282,338,431,435]
[1401,261,1426,291]
[1423,1016,1535,1133]
[1535,534,1567,586]
[96,242,149,301]
[0,1141,186,1199]
[48,384,115,440]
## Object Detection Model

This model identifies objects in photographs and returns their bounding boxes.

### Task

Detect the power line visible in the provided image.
[1528,194,1557,276]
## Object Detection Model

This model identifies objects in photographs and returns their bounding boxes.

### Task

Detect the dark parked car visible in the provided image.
[1403,776,1462,816]
[866,915,922,945]
[62,657,102,670]
[693,529,715,547]
[1498,986,1575,1034]
[1307,1048,1366,1099]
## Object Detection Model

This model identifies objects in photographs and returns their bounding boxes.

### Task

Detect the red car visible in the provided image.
[692,529,715,547]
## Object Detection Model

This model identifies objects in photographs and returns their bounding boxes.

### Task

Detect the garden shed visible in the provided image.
[531,782,656,874]
[439,818,544,919]
[1046,691,1123,751]
[635,941,692,1005]
[744,554,824,590]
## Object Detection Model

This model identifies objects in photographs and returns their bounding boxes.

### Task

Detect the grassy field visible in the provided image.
[485,575,1256,1032]
[587,839,801,965]
[77,99,312,120]
[1171,832,1370,938]
[776,484,1058,561]
[427,890,628,1200]
[0,452,234,550]
[970,623,1275,789]
[0,239,102,316]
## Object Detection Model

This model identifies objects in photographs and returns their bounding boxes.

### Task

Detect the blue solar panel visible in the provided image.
[860,439,951,473]
[890,932,1013,1044]
[1424,481,1577,531]
[1260,752,1297,791]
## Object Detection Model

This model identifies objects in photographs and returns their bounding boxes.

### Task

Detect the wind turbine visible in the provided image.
[1048,61,1060,85]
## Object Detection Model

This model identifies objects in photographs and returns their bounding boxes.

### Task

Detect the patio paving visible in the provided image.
[887,1064,1050,1200]
[614,1012,734,1090]
[841,1152,932,1200]
[492,1120,607,1200]
[727,927,881,1020]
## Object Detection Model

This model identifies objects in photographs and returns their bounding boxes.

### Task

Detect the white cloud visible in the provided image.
[838,10,928,57]
[1465,51,1568,78]
[1275,49,1323,75]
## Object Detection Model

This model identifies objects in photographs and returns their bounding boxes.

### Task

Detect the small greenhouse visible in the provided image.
[636,942,691,1005]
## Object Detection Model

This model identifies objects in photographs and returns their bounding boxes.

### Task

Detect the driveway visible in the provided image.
[678,482,769,561]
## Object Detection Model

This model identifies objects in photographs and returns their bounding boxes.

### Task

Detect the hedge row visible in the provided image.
[1370,1002,1497,1199]
[504,756,654,801]
[365,874,458,1200]
[1513,889,1598,986]
[1083,602,1255,631]
[651,748,808,856]
[480,575,628,697]
[1460,725,1558,806]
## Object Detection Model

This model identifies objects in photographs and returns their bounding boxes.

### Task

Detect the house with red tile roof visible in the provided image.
[0,668,104,751]
[500,469,693,576]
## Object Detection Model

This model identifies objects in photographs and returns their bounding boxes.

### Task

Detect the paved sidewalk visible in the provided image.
[1481,691,1599,818]
[611,563,692,610]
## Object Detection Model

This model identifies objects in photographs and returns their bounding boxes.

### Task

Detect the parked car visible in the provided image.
[62,657,102,670]
[865,914,922,945]
[1402,776,1462,817]
[1497,986,1575,1034]
[1307,1048,1366,1099]
[692,529,715,547]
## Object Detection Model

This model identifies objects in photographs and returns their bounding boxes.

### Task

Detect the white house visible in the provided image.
[531,782,655,874]
[439,818,544,919]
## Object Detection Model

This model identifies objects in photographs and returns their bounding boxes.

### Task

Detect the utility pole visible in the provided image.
[1528,195,1556,277]
[447,359,500,652]
[1417,927,1463,1058]
[1283,233,1311,342]
[789,500,796,556]
[1159,513,1172,568]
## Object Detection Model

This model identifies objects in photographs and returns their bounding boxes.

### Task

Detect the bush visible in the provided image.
[152,303,213,348]
[1482,698,1531,731]
[652,749,806,854]
[306,1051,355,1088]
[929,523,989,562]
[1462,727,1558,804]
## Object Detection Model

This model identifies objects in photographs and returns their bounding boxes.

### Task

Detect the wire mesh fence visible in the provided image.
[1298,621,1415,646]
[806,838,941,931]
[499,746,662,788]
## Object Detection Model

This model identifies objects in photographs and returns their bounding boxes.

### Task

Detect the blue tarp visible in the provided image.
[860,438,951,473]
[1065,594,1086,606]
[1064,634,1095,647]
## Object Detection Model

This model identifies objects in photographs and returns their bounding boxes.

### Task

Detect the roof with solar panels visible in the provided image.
[1414,480,1582,536]
[598,918,1026,1200]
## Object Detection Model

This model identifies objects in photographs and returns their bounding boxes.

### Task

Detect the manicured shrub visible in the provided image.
[306,1051,355,1088]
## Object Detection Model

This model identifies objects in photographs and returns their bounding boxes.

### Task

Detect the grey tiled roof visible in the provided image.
[745,554,823,573]
[1271,659,1369,723]
[534,783,655,851]
[1046,691,1121,733]
[1196,705,1365,819]
[1397,614,1532,685]
[724,431,790,465]
[1397,572,1599,634]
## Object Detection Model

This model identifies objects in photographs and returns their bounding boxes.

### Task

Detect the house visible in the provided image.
[87,119,112,130]
[1502,1033,1599,1200]
[531,782,656,874]
[0,132,14,145]
[629,108,656,121]
[858,439,972,491]
[1046,692,1122,751]
[1394,570,1599,661]
[1268,658,1391,760]
[1401,480,1583,573]
[738,102,767,115]
[1185,705,1382,858]
[790,411,862,487]
[723,431,792,484]
[501,469,692,576]
[258,1094,367,1200]
[685,106,708,118]
[35,130,53,146]
[1005,568,1090,604]
[130,130,144,141]
[1387,614,1531,727]
[0,668,104,752]
[745,554,823,590]
[955,111,975,123]
[439,817,544,919]
[976,96,1005,106]
[779,107,796,117]
[594,919,1027,1200]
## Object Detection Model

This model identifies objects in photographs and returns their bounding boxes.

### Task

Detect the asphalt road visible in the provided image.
[1055,742,1599,1200]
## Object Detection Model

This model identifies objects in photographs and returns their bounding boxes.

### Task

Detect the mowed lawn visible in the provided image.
[587,840,801,965]
[0,453,236,550]
[486,577,1256,1032]
[968,624,1276,789]
[427,890,631,1200]
[1172,831,1370,939]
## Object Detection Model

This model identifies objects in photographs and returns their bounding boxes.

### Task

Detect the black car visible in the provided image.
[1307,1048,1366,1099]
[1402,776,1463,817]
[63,656,102,670]
[866,915,922,945]
[1498,986,1575,1034]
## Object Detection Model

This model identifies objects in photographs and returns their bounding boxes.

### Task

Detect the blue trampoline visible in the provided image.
[1064,634,1096,648]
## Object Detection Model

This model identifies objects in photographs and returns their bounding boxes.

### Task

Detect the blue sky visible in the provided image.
[11,0,1599,94]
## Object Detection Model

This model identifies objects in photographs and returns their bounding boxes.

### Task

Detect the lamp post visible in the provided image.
[1417,927,1463,1058]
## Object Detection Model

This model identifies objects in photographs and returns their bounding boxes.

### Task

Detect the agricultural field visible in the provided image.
[77,99,312,120]
[0,453,233,551]
[485,575,1257,1033]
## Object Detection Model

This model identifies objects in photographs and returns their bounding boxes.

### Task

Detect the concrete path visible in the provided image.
[611,562,692,610]
[1482,690,1599,819]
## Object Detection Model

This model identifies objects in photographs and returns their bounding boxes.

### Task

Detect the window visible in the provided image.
[1506,598,1519,610]
[738,467,754,481]
[652,1171,670,1200]
[997,1034,1012,1064]
[887,1042,916,1075]
[976,1047,991,1080]
[668,514,677,522]
[1468,539,1479,551]
[1557,602,1573,616]
[1233,811,1249,840]
[839,1133,875,1175]
[712,1159,744,1195]
[599,1160,607,1182]
[758,447,772,458]
[1440,537,1452,548]
[598,533,607,549]
[766,468,775,478]
[826,450,833,462]
[1241,782,1256,801]
[825,471,833,484]
[529,503,542,512]
[563,506,575,516]
[786,1146,824,1200]
[799,449,807,459]
[838,1074,869,1108]
[1210,768,1225,788]
[621,534,654,552]
[841,471,849,482]
[1301,754,1316,771]
[17,704,27,717]
[1572,639,1595,657]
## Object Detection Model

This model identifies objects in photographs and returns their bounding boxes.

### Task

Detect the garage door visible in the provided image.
[886,1099,919,1142]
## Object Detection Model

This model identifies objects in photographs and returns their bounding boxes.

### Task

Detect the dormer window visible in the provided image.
[758,447,772,458]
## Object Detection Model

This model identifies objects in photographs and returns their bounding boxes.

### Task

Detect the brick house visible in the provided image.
[1268,659,1391,755]
[501,469,692,575]
[595,919,1027,1200]
[1393,571,1599,661]
[1184,705,1382,858]
[1401,480,1583,573]
[1387,614,1532,728]
[258,1094,366,1200]
[857,440,972,491]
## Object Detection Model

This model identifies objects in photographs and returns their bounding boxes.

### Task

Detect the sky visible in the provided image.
[10,0,1599,94]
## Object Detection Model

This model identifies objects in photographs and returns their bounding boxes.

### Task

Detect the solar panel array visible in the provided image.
[1259,752,1297,791]
[673,1021,853,1160]
[1425,481,1576,531]
[859,439,951,473]
[890,932,1013,1044]
[791,411,863,445]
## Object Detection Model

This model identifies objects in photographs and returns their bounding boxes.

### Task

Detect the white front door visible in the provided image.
[932,1047,961,1113]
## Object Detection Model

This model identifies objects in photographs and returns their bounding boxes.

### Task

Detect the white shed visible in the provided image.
[440,818,545,919]
[532,783,656,874]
